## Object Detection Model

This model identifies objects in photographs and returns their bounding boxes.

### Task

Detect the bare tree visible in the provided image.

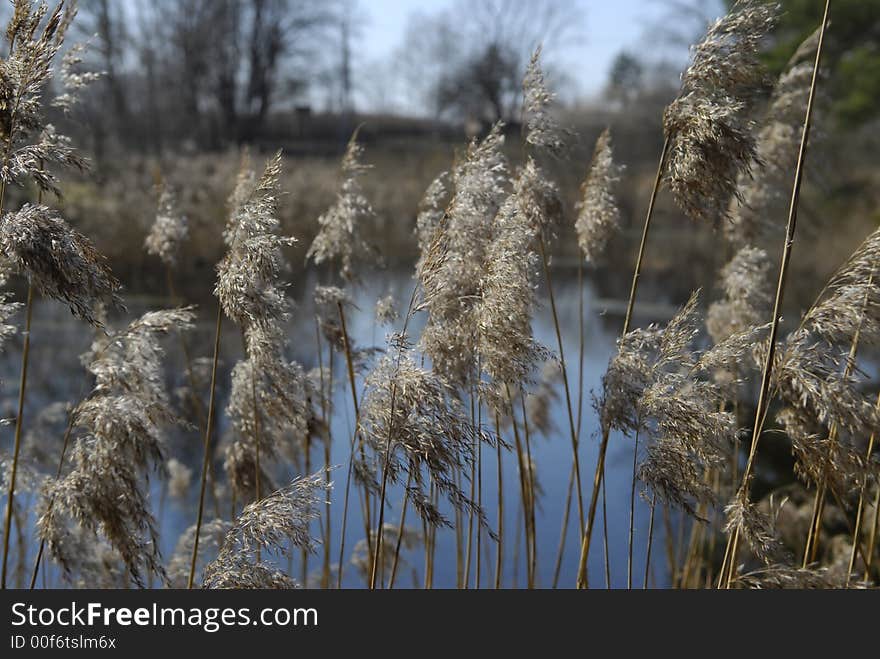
[397,0,582,122]
[605,52,645,109]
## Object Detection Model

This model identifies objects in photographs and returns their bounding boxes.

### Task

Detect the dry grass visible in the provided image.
[1,0,879,591]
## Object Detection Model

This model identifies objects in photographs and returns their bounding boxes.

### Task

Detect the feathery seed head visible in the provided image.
[166,458,192,501]
[306,131,374,280]
[145,183,189,267]
[216,152,295,328]
[203,473,330,589]
[664,0,779,224]
[37,307,194,585]
[419,122,508,386]
[575,128,623,264]
[707,246,772,344]
[359,344,491,531]
[414,171,449,257]
[0,203,123,328]
[375,293,399,325]
[727,33,818,247]
[522,46,568,157]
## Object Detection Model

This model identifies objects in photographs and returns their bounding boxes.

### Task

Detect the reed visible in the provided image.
[7,0,880,593]
[723,1,832,587]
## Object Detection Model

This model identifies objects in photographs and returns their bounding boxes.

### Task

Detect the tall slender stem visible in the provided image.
[1,282,33,589]
[538,235,584,544]
[505,384,532,588]
[368,287,418,589]
[166,268,219,518]
[644,493,656,589]
[601,468,611,588]
[463,386,477,588]
[494,412,504,589]
[476,415,483,589]
[29,398,78,589]
[627,428,641,589]
[315,317,333,588]
[520,392,537,585]
[577,136,671,589]
[552,464,574,588]
[387,472,412,589]
[848,394,880,585]
[336,300,373,586]
[863,484,880,584]
[725,1,830,588]
[187,304,223,589]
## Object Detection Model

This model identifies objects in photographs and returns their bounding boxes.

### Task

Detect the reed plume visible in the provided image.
[722,1,835,586]
[476,162,553,407]
[1,1,84,197]
[707,246,773,345]
[224,325,312,501]
[1,8,114,582]
[773,229,880,513]
[602,294,751,511]
[37,308,195,586]
[168,519,229,588]
[145,183,189,268]
[306,131,373,281]
[414,171,449,259]
[375,293,399,326]
[419,121,507,386]
[733,564,853,589]
[525,361,562,439]
[520,51,587,569]
[664,0,779,224]
[216,152,294,328]
[203,472,330,589]
[522,46,568,157]
[351,523,420,585]
[358,335,491,533]
[726,35,819,248]
[166,457,193,502]
[575,128,623,265]
[0,204,123,327]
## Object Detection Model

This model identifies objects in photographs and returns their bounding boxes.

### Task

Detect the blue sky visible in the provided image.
[356,0,725,108]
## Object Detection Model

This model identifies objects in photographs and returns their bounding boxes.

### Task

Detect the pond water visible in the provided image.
[0,268,679,589]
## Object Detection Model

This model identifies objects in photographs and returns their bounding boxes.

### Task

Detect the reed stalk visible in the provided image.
[537,235,584,542]
[627,428,641,589]
[724,1,830,588]
[504,384,533,587]
[315,317,333,588]
[602,474,611,588]
[494,413,504,589]
[552,464,574,588]
[165,268,219,517]
[846,393,879,585]
[336,300,373,585]
[3,152,41,589]
[1,282,33,589]
[368,287,418,589]
[577,136,671,589]
[29,398,79,589]
[187,305,223,589]
[387,472,412,589]
[463,386,477,588]
[520,392,538,585]
[863,484,880,583]
[644,493,656,589]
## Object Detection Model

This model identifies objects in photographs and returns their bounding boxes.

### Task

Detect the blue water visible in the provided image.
[1,270,674,589]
